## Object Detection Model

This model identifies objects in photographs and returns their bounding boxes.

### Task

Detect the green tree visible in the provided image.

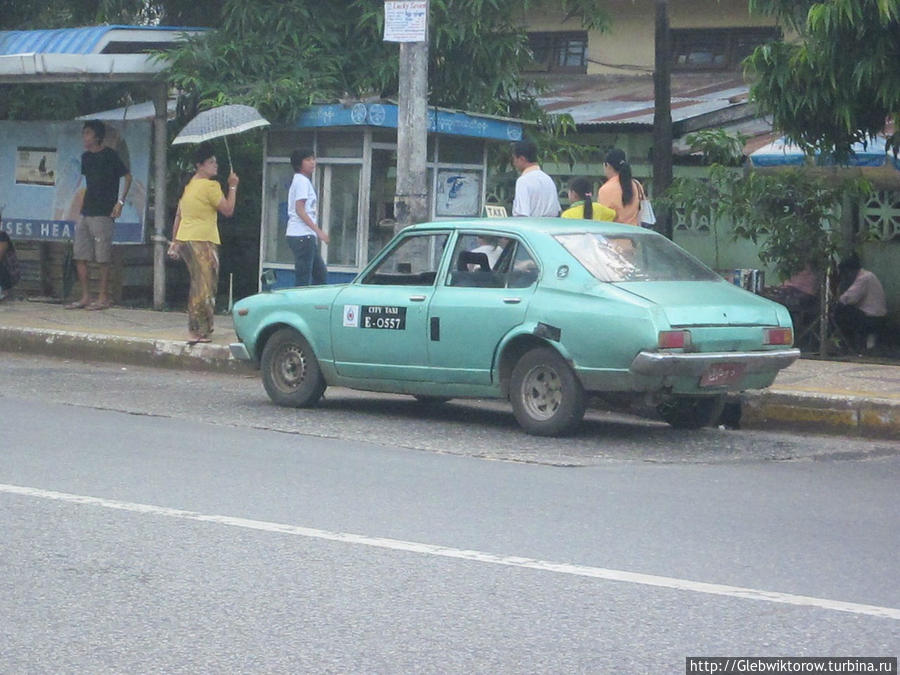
[161,0,611,122]
[659,129,747,269]
[746,0,900,158]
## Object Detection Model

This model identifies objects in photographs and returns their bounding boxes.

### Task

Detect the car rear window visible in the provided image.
[554,232,720,282]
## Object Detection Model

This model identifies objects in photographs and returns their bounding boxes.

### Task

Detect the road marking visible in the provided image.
[2,482,898,621]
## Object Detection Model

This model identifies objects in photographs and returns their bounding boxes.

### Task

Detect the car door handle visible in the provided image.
[409,295,427,302]
[502,297,522,304]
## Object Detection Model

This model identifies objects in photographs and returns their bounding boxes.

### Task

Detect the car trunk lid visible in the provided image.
[614,280,780,327]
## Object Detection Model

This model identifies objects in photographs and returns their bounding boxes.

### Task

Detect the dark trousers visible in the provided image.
[833,303,886,351]
[0,260,13,290]
[287,235,328,286]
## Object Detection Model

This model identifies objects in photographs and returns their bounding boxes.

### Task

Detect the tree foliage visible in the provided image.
[0,0,223,29]
[746,0,900,158]
[662,130,870,279]
[161,0,611,124]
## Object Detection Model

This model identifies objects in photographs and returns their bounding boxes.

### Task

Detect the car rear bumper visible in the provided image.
[629,348,800,377]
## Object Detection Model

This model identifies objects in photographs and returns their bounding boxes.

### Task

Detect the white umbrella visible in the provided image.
[172,104,270,169]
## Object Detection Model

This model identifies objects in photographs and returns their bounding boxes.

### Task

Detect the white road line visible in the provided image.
[2,482,898,621]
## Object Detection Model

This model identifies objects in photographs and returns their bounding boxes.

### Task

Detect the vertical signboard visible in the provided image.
[384,1,428,42]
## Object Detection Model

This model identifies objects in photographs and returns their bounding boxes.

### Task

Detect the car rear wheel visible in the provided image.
[657,394,726,429]
[260,328,326,407]
[510,347,585,436]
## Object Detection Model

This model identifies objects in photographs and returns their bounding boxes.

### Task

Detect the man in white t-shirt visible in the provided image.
[511,139,560,218]
[286,148,330,286]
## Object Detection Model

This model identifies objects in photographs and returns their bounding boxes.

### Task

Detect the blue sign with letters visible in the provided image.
[292,104,522,142]
[0,120,151,244]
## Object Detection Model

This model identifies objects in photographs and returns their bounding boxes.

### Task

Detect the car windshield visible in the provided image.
[554,232,720,282]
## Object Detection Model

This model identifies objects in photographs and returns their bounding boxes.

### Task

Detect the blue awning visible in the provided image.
[293,103,524,142]
[750,135,899,169]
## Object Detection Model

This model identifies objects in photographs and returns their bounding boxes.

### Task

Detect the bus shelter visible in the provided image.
[259,103,524,287]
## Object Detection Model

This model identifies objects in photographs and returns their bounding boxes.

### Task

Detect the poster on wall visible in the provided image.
[15,147,57,186]
[0,120,151,244]
[435,169,481,217]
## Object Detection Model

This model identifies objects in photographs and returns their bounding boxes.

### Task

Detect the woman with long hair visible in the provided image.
[561,176,615,221]
[167,142,238,344]
[596,148,644,226]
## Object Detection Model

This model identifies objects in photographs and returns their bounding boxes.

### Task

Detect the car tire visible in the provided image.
[260,327,326,408]
[657,394,726,429]
[510,347,585,436]
[412,395,452,405]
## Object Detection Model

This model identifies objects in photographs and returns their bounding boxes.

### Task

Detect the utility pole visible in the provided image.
[152,83,168,308]
[393,1,430,232]
[653,0,674,239]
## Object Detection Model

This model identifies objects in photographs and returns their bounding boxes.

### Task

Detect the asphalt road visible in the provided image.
[1,354,898,672]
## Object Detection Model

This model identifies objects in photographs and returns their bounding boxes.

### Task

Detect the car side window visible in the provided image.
[362,233,449,286]
[506,243,540,288]
[445,234,506,288]
[444,234,539,289]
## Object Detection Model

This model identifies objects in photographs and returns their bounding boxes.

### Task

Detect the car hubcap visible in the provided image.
[521,365,562,420]
[275,344,306,391]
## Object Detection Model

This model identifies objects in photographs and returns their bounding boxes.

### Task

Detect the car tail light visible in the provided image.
[658,330,691,349]
[764,327,793,345]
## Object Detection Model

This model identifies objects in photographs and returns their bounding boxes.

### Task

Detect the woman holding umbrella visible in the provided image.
[168,142,239,344]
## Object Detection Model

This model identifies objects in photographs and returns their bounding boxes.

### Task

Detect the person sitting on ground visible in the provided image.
[764,260,819,313]
[561,177,615,222]
[833,253,887,352]
[0,226,21,301]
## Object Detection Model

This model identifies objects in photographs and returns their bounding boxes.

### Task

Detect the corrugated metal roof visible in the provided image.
[0,25,201,56]
[533,72,752,128]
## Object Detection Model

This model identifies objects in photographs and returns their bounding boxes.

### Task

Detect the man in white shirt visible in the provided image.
[286,148,330,286]
[511,139,560,217]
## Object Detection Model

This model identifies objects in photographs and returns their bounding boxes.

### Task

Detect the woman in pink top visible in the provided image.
[596,148,643,227]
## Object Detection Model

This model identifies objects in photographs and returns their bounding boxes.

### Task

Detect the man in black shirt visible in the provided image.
[66,119,131,310]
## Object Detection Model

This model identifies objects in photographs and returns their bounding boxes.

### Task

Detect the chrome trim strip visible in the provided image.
[629,348,800,377]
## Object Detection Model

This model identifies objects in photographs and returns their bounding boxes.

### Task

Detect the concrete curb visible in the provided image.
[3,325,898,438]
[739,390,900,439]
[0,327,253,375]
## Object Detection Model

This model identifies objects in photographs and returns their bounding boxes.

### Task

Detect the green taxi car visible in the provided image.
[230,218,798,436]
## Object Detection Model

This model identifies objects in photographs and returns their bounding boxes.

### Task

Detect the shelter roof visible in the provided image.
[0,25,205,83]
[538,73,762,130]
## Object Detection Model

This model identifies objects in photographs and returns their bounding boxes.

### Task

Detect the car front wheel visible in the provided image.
[510,347,585,436]
[657,394,725,429]
[260,327,326,407]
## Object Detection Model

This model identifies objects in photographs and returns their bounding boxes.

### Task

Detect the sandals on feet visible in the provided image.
[65,301,89,309]
[86,301,110,311]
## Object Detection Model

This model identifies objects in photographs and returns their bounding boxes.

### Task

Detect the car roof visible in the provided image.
[407,217,653,237]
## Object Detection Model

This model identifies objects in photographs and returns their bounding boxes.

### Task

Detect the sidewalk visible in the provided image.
[1,298,898,438]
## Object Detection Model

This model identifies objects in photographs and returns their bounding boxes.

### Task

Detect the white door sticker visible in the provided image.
[342,304,360,327]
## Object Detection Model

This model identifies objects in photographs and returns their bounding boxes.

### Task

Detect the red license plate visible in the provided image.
[699,363,746,387]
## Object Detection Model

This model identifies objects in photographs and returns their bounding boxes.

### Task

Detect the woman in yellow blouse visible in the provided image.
[168,143,238,344]
[561,177,615,221]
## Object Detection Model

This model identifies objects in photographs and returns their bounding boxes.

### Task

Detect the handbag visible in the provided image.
[637,182,656,228]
